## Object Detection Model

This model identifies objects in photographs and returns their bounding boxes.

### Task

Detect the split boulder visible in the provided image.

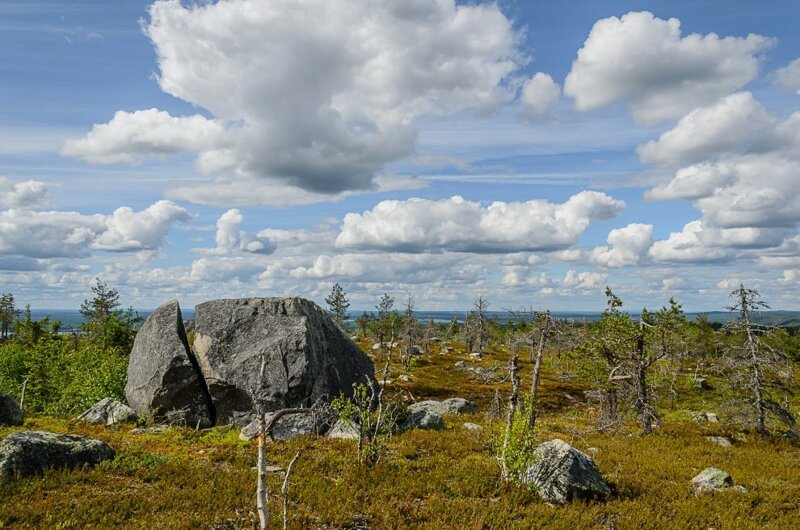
[76,398,137,426]
[125,300,213,428]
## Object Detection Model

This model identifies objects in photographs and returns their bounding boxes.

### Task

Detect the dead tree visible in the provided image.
[499,354,520,482]
[725,284,795,434]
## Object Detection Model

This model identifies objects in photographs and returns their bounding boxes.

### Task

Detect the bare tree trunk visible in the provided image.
[19,377,28,413]
[528,333,545,431]
[746,324,766,433]
[500,355,520,482]
[282,451,301,530]
[257,414,269,530]
[635,325,652,434]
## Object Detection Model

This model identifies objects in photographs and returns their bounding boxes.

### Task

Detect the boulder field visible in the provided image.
[125,297,376,427]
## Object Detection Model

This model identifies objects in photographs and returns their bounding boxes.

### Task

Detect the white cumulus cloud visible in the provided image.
[775,58,800,94]
[335,191,625,253]
[0,177,48,209]
[564,11,772,124]
[520,72,560,117]
[590,223,654,267]
[65,0,523,198]
[213,209,275,255]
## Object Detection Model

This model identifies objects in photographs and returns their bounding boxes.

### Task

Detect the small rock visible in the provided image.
[239,412,323,442]
[454,361,466,368]
[705,436,733,448]
[469,352,482,358]
[398,375,412,382]
[462,422,483,431]
[694,412,719,423]
[76,398,137,426]
[408,398,478,417]
[401,410,445,431]
[691,467,740,495]
[0,392,23,427]
[520,439,611,504]
[130,426,171,435]
[327,418,360,440]
[0,431,114,481]
[695,378,712,390]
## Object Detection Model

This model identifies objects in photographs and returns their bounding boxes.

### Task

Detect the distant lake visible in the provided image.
[23,308,800,332]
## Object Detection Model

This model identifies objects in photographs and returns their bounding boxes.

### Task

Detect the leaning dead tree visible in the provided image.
[724,284,796,435]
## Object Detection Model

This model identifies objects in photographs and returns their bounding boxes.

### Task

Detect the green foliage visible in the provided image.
[80,279,141,353]
[325,283,350,328]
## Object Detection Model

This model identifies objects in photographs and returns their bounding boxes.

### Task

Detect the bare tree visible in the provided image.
[724,284,796,434]
[499,354,520,482]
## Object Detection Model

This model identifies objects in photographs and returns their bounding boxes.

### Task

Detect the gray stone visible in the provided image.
[696,378,712,390]
[407,398,478,417]
[694,412,720,423]
[0,392,23,427]
[125,300,213,428]
[239,411,323,442]
[705,436,733,448]
[400,409,445,431]
[76,398,137,426]
[398,375,412,382]
[130,426,171,435]
[0,431,114,481]
[520,439,611,504]
[462,422,483,432]
[408,345,423,356]
[327,418,360,440]
[193,298,375,426]
[454,361,466,368]
[691,467,738,495]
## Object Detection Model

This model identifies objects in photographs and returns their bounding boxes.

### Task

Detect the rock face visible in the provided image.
[408,398,478,417]
[125,300,213,428]
[694,412,719,423]
[691,467,741,494]
[192,298,375,426]
[76,398,137,426]
[521,439,611,504]
[0,392,23,426]
[0,431,115,481]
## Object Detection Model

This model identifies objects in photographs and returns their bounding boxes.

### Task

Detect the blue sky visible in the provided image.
[1,0,799,312]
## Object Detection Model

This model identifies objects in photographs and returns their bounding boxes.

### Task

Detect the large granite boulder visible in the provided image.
[0,431,114,481]
[192,298,375,426]
[520,439,611,504]
[0,392,23,426]
[125,300,213,428]
[76,398,137,426]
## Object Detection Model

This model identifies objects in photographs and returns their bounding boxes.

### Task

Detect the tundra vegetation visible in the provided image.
[0,282,799,529]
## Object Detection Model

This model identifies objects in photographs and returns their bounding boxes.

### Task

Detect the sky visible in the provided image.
[1,0,800,312]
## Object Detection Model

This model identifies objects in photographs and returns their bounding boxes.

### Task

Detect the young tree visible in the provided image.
[80,279,140,353]
[375,293,395,345]
[354,311,373,339]
[0,294,17,339]
[400,294,421,370]
[725,284,795,434]
[325,283,350,328]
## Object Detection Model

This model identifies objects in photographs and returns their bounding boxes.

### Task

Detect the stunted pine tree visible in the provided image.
[725,284,796,434]
[375,293,395,345]
[325,283,350,329]
[0,294,17,339]
[80,279,140,353]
